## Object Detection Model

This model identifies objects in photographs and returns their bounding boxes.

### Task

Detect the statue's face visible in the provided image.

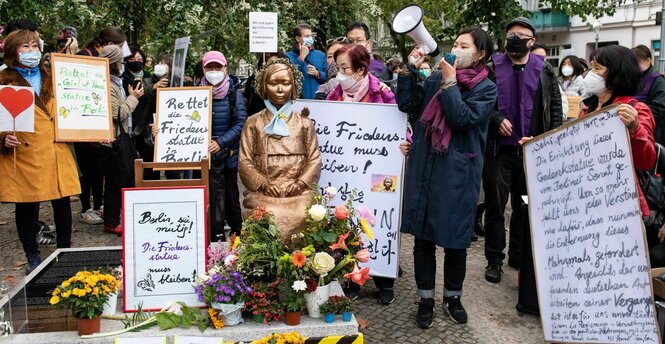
[265,67,293,106]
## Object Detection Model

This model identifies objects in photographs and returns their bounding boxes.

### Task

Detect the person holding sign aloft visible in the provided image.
[199,51,247,242]
[99,45,143,236]
[0,29,81,273]
[396,27,497,328]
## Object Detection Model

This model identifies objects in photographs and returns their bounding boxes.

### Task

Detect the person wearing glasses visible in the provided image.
[483,17,563,283]
[284,24,327,99]
[345,22,389,82]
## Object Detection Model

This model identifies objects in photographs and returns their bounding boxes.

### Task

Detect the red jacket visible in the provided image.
[581,95,656,216]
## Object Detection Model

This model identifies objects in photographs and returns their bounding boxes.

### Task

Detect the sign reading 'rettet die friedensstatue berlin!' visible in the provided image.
[523,104,660,343]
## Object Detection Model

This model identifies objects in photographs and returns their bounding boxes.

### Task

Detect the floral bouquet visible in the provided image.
[208,233,241,270]
[194,267,252,326]
[50,270,120,319]
[236,206,288,283]
[299,186,373,286]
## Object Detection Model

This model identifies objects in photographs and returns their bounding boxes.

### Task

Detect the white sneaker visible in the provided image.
[80,208,104,225]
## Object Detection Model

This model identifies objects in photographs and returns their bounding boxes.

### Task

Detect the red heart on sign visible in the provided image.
[0,87,34,119]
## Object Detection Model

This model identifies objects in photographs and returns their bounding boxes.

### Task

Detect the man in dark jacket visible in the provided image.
[483,17,563,283]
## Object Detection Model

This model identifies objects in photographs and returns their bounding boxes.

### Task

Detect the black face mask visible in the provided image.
[505,36,531,55]
[127,61,144,73]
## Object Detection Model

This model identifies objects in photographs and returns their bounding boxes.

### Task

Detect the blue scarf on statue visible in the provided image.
[263,100,293,137]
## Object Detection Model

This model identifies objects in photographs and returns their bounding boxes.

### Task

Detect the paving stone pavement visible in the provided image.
[0,201,544,343]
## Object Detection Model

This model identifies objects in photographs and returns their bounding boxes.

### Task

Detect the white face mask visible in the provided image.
[583,71,606,96]
[561,66,573,77]
[205,71,225,85]
[336,72,358,90]
[451,49,475,69]
[153,64,168,77]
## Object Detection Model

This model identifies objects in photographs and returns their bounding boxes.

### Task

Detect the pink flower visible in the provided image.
[354,249,370,263]
[355,206,376,226]
[224,254,237,267]
[329,232,350,252]
[344,264,370,286]
[334,205,349,220]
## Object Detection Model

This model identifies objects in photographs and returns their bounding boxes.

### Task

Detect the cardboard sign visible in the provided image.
[154,87,212,167]
[170,37,190,88]
[249,12,278,53]
[174,336,223,344]
[51,53,113,141]
[523,104,660,343]
[123,187,207,312]
[292,100,407,279]
[566,96,582,119]
[0,86,34,132]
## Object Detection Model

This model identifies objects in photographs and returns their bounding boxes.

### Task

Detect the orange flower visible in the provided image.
[354,249,370,263]
[334,205,349,220]
[292,251,306,268]
[329,232,350,252]
[344,264,370,286]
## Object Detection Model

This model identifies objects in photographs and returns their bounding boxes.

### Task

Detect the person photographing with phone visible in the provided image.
[396,27,497,328]
[284,23,327,99]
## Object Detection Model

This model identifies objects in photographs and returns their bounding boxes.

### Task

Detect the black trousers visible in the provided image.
[135,137,159,180]
[16,197,72,256]
[413,237,467,295]
[224,169,242,237]
[482,146,525,266]
[208,162,227,242]
[74,143,103,211]
[100,147,134,226]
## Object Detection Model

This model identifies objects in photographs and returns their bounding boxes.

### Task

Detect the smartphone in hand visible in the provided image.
[443,53,456,66]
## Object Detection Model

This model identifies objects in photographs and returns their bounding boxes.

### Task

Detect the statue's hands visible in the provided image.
[286,180,307,196]
[260,183,282,197]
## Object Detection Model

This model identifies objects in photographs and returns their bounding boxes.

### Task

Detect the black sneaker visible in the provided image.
[38,221,54,233]
[377,288,395,305]
[26,254,41,274]
[443,296,468,324]
[343,283,360,301]
[36,230,56,246]
[485,264,503,283]
[416,298,435,329]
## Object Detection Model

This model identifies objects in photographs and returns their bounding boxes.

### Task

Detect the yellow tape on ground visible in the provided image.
[305,333,364,344]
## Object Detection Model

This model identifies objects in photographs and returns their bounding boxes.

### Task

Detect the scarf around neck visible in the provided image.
[342,74,370,102]
[420,65,489,154]
[201,75,231,100]
[263,100,293,137]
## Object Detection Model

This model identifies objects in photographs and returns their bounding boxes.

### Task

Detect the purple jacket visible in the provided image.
[326,73,396,104]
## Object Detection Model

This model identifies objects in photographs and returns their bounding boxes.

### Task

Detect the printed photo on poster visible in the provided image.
[170,37,190,88]
[371,174,397,193]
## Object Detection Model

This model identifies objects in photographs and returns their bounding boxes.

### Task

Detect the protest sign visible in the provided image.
[523,104,660,343]
[170,37,190,88]
[292,100,407,278]
[0,86,34,133]
[51,53,113,141]
[154,87,212,167]
[123,187,207,312]
[249,12,278,53]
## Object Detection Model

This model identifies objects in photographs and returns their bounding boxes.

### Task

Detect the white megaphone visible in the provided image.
[392,4,440,63]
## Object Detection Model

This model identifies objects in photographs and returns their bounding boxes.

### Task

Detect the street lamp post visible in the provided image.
[593,20,602,50]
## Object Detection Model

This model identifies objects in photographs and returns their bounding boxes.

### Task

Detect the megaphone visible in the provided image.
[392,4,440,60]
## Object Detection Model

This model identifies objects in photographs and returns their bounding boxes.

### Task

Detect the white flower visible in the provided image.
[292,280,307,292]
[224,254,237,267]
[324,186,337,199]
[308,204,327,221]
[164,302,183,316]
[310,252,335,276]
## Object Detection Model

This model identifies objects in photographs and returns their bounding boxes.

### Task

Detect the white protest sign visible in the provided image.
[170,37,190,88]
[123,187,207,312]
[51,53,113,141]
[154,87,212,166]
[174,336,223,344]
[292,100,406,278]
[524,104,660,343]
[249,12,278,53]
[0,86,34,132]
[115,337,166,344]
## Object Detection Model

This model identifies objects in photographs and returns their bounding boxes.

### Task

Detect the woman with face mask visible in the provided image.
[199,51,248,242]
[558,55,585,97]
[397,27,497,328]
[0,30,81,273]
[580,45,655,216]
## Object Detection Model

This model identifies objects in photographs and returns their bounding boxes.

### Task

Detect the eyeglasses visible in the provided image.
[506,32,533,40]
[326,36,349,45]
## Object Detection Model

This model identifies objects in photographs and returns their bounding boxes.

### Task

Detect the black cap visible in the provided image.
[505,17,536,36]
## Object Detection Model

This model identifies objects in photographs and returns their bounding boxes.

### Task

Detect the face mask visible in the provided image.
[452,49,475,69]
[583,72,606,96]
[19,51,41,68]
[127,61,144,73]
[392,73,398,80]
[419,69,431,78]
[153,64,168,77]
[119,63,125,76]
[303,37,314,50]
[326,63,338,79]
[561,66,573,77]
[505,36,530,56]
[336,72,358,90]
[205,71,225,85]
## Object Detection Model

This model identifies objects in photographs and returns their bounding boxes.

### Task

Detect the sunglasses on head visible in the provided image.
[326,36,349,45]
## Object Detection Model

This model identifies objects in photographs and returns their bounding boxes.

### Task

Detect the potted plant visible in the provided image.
[50,270,120,335]
[283,280,307,326]
[319,301,335,323]
[328,295,354,322]
[244,282,283,324]
[253,331,306,344]
[194,267,252,326]
[102,266,123,316]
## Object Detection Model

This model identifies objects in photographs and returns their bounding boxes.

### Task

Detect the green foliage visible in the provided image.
[318,300,335,315]
[154,302,208,333]
[327,295,354,313]
[236,206,287,282]
[122,303,155,331]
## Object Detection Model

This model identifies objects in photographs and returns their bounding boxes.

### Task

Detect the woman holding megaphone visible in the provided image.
[396,27,497,329]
